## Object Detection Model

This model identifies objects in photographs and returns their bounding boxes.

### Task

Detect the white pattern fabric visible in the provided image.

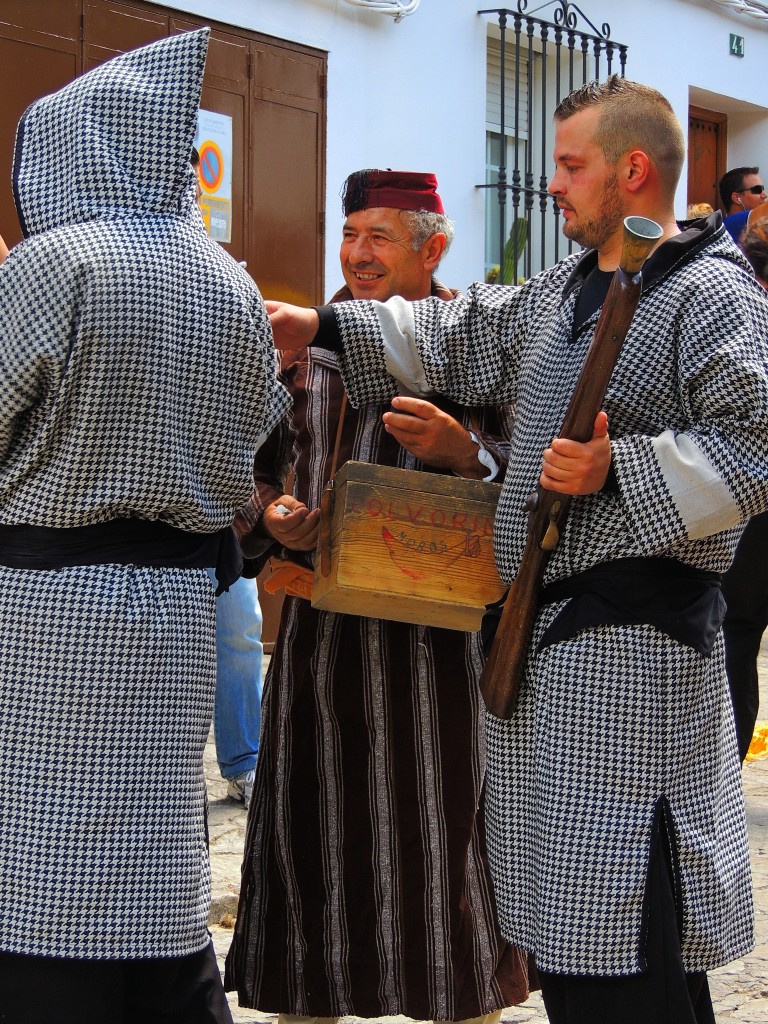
[331,217,768,975]
[0,29,289,960]
[1,563,216,959]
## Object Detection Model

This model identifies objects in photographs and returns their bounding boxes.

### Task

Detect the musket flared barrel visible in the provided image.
[622,216,666,274]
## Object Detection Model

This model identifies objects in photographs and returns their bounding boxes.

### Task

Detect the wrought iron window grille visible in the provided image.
[479,2,628,284]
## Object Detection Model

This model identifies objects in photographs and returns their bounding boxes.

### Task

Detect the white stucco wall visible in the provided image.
[157,0,768,290]
[590,0,768,215]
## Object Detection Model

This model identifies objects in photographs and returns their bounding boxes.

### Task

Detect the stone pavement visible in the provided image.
[207,651,768,1024]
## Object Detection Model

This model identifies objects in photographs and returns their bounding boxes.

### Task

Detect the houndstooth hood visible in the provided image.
[12,28,209,238]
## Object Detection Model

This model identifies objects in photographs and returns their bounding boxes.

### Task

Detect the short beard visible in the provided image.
[562,171,624,250]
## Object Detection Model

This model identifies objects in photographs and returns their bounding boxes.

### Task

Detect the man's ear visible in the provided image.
[623,149,651,193]
[423,232,447,271]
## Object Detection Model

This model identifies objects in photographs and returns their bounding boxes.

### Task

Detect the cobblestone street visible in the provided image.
[208,648,768,1024]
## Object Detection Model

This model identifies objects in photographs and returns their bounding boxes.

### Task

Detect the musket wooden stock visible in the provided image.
[480,216,664,720]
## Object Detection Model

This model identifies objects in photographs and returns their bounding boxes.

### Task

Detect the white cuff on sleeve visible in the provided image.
[464,429,499,482]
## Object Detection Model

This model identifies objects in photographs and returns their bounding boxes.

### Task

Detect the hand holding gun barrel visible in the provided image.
[479,215,664,720]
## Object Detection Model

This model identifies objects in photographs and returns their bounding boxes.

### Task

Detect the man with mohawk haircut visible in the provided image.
[264,78,768,1023]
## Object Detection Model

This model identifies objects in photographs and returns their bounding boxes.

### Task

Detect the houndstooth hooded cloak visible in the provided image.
[0,28,289,960]
[328,216,768,976]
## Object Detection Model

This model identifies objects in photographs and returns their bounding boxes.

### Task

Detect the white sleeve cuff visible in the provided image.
[464,430,500,482]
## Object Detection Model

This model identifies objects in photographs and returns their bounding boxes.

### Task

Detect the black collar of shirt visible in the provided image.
[562,210,729,303]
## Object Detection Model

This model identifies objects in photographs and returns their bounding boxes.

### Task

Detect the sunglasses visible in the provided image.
[738,184,766,195]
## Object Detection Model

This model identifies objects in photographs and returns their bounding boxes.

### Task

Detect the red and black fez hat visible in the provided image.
[341,168,444,216]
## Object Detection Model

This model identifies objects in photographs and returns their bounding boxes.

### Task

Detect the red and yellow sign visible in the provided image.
[198,139,224,194]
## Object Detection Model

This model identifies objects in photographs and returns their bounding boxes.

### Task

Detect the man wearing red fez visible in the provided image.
[225,170,532,1023]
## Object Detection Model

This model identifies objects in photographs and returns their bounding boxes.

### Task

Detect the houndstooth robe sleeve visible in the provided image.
[334,249,768,577]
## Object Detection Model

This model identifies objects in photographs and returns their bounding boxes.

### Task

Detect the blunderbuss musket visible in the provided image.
[479,215,664,720]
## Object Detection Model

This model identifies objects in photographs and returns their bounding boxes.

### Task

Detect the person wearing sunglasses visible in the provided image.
[719,165,767,242]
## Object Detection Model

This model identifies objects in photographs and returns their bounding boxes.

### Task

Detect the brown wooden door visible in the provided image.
[0,0,326,297]
[250,45,326,305]
[83,0,168,67]
[0,0,82,248]
[688,105,727,213]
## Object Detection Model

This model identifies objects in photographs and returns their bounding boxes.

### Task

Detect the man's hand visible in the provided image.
[382,395,486,478]
[261,494,321,551]
[540,411,611,495]
[266,301,320,350]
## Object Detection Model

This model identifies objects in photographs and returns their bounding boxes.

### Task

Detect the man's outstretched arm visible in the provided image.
[266,300,321,349]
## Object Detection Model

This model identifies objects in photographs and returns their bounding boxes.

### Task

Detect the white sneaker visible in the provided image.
[226,770,255,810]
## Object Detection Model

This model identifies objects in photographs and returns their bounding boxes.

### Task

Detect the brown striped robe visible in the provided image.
[225,283,529,1020]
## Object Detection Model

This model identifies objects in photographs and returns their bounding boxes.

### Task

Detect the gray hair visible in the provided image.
[402,209,454,258]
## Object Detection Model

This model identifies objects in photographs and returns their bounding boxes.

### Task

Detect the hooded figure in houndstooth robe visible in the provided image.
[0,27,289,1022]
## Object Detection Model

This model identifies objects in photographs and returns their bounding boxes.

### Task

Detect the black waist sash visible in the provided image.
[0,519,242,595]
[537,556,725,656]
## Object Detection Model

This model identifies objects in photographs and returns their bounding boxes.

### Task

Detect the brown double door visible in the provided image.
[0,0,326,305]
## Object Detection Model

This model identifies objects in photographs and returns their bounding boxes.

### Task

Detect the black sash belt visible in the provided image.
[0,519,242,595]
[537,556,724,656]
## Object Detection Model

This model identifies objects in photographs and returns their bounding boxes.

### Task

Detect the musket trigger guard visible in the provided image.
[539,499,562,551]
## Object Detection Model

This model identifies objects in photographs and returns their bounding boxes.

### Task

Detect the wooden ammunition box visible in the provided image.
[312,461,505,631]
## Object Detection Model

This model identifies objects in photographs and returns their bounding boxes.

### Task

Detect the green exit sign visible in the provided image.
[730,33,745,58]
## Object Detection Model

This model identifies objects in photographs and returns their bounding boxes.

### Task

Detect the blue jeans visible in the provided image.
[207,570,263,780]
